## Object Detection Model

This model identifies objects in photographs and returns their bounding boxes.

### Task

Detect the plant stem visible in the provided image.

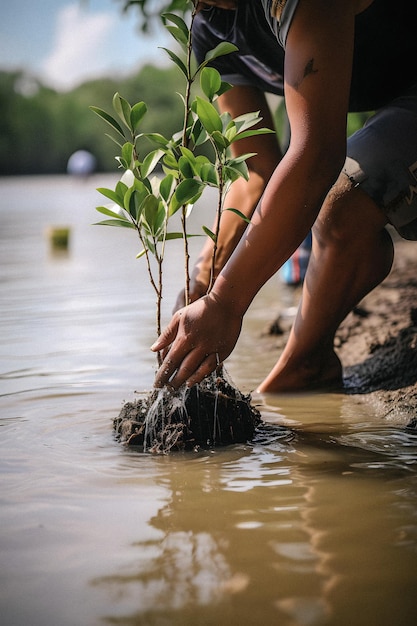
[156,255,163,366]
[208,158,224,293]
[136,224,163,365]
[180,4,197,307]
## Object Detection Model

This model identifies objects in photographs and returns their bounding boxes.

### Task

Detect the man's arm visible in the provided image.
[153,0,358,388]
[209,0,355,316]
[175,85,282,309]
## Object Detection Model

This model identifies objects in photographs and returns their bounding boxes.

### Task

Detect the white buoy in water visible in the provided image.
[67,150,96,177]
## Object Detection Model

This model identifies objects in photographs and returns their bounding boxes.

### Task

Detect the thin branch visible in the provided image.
[179,4,197,307]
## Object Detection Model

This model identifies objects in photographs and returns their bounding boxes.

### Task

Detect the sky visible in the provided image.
[0,0,171,91]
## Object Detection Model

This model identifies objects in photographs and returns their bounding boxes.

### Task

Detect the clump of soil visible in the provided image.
[114,372,262,453]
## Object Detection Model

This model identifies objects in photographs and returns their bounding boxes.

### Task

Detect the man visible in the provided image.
[152,0,417,393]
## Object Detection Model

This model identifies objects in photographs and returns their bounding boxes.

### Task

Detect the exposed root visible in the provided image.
[114,371,262,453]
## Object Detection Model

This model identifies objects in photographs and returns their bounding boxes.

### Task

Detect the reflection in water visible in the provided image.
[92,422,417,626]
[1,176,417,626]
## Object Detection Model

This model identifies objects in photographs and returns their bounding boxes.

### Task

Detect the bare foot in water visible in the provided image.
[257,349,343,393]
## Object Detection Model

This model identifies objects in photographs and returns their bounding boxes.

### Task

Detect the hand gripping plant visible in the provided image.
[92,0,273,451]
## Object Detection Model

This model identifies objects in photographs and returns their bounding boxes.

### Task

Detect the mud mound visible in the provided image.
[114,373,262,453]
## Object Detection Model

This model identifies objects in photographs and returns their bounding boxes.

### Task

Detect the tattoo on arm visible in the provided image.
[303,58,318,79]
[291,58,319,90]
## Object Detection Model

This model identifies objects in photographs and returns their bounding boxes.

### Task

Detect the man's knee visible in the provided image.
[314,174,388,246]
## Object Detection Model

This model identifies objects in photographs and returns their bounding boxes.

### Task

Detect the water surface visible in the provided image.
[1,175,416,626]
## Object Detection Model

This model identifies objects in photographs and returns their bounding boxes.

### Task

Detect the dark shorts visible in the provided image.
[194,8,417,241]
[192,7,285,96]
[344,83,417,240]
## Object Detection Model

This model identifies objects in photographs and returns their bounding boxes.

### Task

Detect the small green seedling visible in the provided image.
[91,0,274,370]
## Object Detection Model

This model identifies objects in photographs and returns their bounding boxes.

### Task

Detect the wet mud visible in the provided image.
[115,237,417,452]
[271,236,417,425]
[114,373,261,452]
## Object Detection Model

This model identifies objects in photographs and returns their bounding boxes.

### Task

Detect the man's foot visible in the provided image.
[257,349,343,393]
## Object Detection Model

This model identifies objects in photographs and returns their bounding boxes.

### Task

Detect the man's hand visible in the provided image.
[173,280,208,314]
[151,293,242,389]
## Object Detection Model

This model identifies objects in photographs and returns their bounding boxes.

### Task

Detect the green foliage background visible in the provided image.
[0,0,372,176]
[0,64,187,175]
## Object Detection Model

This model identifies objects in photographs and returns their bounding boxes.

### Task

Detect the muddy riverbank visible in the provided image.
[269,233,417,424]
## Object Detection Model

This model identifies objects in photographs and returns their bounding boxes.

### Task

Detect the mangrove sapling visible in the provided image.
[92,0,273,451]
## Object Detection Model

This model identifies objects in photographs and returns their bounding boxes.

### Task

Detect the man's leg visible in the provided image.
[257,175,394,393]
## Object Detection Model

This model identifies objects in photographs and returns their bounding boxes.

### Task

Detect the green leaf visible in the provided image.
[162,12,189,40]
[96,187,124,208]
[195,97,222,134]
[163,232,200,241]
[159,174,176,203]
[226,208,251,224]
[233,128,275,142]
[144,236,156,256]
[194,126,209,147]
[112,93,132,130]
[145,132,170,147]
[199,163,218,186]
[204,42,238,64]
[200,67,222,102]
[122,142,134,169]
[224,162,249,183]
[136,248,147,259]
[130,101,147,132]
[179,146,196,163]
[227,152,257,165]
[141,149,164,178]
[168,192,181,217]
[94,219,136,229]
[195,154,211,167]
[178,155,195,179]
[115,156,128,170]
[104,133,124,149]
[163,151,179,171]
[233,111,262,133]
[202,225,217,243]
[95,205,127,220]
[154,204,167,236]
[124,188,139,220]
[175,178,205,206]
[115,180,128,198]
[162,165,180,180]
[90,106,125,138]
[165,25,188,47]
[189,117,208,147]
[218,80,233,97]
[125,179,150,220]
[211,130,229,151]
[164,232,184,241]
[159,47,188,78]
[142,195,164,235]
[225,123,237,143]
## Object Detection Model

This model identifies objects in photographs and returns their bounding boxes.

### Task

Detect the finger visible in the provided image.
[169,352,219,390]
[153,352,179,388]
[164,348,206,390]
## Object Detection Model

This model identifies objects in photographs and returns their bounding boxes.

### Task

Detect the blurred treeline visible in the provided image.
[0,0,371,176]
[0,65,188,176]
[0,64,371,177]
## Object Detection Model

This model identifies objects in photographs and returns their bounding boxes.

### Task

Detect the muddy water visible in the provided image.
[1,175,416,626]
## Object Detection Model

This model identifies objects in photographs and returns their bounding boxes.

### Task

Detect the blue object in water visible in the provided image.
[280,231,312,285]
